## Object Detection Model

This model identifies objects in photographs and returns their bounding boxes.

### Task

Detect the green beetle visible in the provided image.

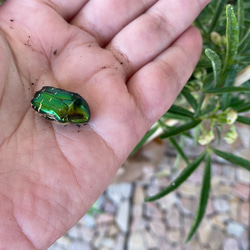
[31,86,90,125]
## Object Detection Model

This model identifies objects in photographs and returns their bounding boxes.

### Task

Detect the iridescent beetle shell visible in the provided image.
[31,86,90,125]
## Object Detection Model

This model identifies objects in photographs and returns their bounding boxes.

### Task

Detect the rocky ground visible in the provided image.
[49,122,249,250]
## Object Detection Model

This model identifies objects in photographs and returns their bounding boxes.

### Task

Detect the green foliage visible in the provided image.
[133,1,250,242]
[186,154,211,242]
[145,151,207,202]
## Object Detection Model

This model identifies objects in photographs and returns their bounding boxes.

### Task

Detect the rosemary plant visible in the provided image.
[134,0,250,242]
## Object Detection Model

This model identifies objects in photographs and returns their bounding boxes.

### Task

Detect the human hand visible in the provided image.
[0,0,210,248]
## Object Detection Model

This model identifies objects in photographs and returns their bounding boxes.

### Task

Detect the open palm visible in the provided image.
[0,0,209,248]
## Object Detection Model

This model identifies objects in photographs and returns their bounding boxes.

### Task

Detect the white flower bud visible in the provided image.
[226,108,238,125]
[224,126,238,144]
[198,130,214,145]
[210,32,222,46]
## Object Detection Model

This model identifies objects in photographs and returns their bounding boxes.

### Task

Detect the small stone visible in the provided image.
[185,167,203,184]
[103,200,116,214]
[211,176,223,187]
[184,239,201,250]
[133,185,145,204]
[179,197,198,215]
[80,226,94,243]
[166,205,180,229]
[114,235,126,250]
[237,167,250,185]
[159,240,174,250]
[142,165,155,179]
[207,227,225,249]
[96,213,114,224]
[143,202,162,219]
[106,183,133,204]
[198,218,213,244]
[79,214,96,228]
[130,217,147,231]
[128,231,147,250]
[213,198,230,213]
[116,199,130,233]
[223,165,236,184]
[240,202,250,226]
[69,241,91,250]
[132,204,143,217]
[212,184,232,197]
[211,163,224,176]
[237,126,250,148]
[155,176,171,187]
[167,229,181,243]
[223,238,238,250]
[229,197,240,221]
[148,219,166,238]
[108,224,119,236]
[178,182,199,198]
[183,217,194,237]
[212,214,229,230]
[102,237,115,248]
[205,198,214,216]
[93,233,105,248]
[67,226,81,239]
[145,230,158,248]
[240,230,249,250]
[97,223,109,238]
[227,221,245,238]
[146,182,160,198]
[232,183,249,200]
[157,192,179,211]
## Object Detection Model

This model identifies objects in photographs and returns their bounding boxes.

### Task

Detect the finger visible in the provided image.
[71,0,157,45]
[1,0,88,21]
[43,0,88,20]
[109,0,210,73]
[128,26,202,126]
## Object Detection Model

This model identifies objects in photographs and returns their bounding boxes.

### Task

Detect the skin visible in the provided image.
[0,0,210,249]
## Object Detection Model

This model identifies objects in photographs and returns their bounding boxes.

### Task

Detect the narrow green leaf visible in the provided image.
[194,18,207,35]
[237,0,244,40]
[163,113,191,121]
[238,28,250,53]
[205,49,221,87]
[223,64,238,89]
[212,149,250,171]
[236,115,250,125]
[167,105,194,118]
[169,137,189,165]
[194,94,205,118]
[131,125,158,155]
[221,64,238,111]
[208,0,228,33]
[194,125,200,146]
[186,154,211,242]
[181,88,198,110]
[222,5,239,74]
[145,151,207,202]
[233,102,250,113]
[160,119,202,139]
[203,86,250,94]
